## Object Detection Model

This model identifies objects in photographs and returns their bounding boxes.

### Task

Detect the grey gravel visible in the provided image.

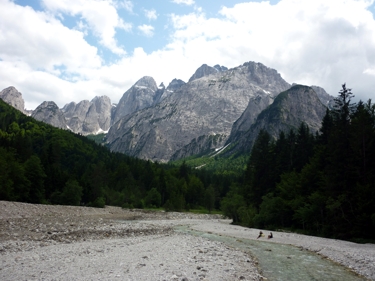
[0,202,261,281]
[1,201,374,281]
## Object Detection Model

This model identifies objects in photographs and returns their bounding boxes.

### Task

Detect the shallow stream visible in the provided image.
[176,226,366,281]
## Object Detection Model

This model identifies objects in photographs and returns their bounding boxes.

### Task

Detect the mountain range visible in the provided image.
[0,61,333,162]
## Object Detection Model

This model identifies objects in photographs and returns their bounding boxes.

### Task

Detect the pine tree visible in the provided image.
[246,130,274,210]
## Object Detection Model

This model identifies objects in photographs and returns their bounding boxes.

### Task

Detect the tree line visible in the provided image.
[0,99,229,211]
[222,84,375,241]
[2,83,374,241]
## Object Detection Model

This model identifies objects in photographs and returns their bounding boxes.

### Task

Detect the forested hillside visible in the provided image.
[222,84,375,241]
[0,99,229,211]
[2,83,374,241]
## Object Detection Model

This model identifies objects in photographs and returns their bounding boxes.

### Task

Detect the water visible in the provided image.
[176,226,366,281]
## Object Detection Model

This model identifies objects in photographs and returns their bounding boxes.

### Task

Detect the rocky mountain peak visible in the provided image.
[62,100,90,118]
[226,84,328,155]
[61,96,112,135]
[213,64,228,72]
[310,85,335,108]
[238,61,290,97]
[156,79,186,102]
[92,95,111,109]
[134,76,158,91]
[112,76,160,124]
[32,101,67,129]
[260,84,327,134]
[0,86,26,113]
[188,64,218,82]
[166,79,186,91]
[106,61,292,162]
[62,101,77,115]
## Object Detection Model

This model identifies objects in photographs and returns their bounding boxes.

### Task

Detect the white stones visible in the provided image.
[2,202,375,280]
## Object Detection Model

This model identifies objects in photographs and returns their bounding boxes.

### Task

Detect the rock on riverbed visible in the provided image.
[1,201,375,280]
[0,201,262,280]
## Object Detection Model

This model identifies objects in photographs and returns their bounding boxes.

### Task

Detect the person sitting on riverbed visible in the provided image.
[257,231,264,239]
[268,232,273,239]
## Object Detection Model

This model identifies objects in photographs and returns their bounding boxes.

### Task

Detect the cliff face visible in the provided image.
[310,85,335,108]
[106,61,291,162]
[31,101,67,130]
[226,85,328,154]
[158,79,186,101]
[1,61,334,161]
[62,96,112,135]
[111,76,159,125]
[188,64,221,82]
[0,86,25,114]
[226,94,274,145]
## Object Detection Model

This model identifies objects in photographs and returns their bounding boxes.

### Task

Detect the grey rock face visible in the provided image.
[0,86,25,113]
[159,79,186,101]
[91,96,112,131]
[226,94,274,145]
[228,84,327,154]
[62,100,90,133]
[32,101,67,129]
[106,61,291,162]
[166,79,185,92]
[170,134,227,161]
[112,76,158,124]
[310,85,335,108]
[62,96,112,135]
[188,64,219,82]
[152,83,165,106]
[213,64,228,72]
[63,100,91,122]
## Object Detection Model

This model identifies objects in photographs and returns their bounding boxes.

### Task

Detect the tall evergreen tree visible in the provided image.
[24,155,46,203]
[245,130,274,211]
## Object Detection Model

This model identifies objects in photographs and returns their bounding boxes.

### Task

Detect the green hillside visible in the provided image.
[0,99,227,212]
[2,83,375,241]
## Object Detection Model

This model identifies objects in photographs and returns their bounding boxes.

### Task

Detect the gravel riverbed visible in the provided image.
[1,201,374,281]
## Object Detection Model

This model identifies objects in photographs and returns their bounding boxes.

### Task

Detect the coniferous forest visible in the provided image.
[0,97,228,212]
[1,84,375,241]
[222,84,375,241]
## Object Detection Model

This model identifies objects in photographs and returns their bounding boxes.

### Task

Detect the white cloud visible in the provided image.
[2,0,375,110]
[41,0,131,55]
[118,0,133,13]
[364,68,375,76]
[144,9,157,21]
[0,1,101,73]
[138,24,155,37]
[75,20,89,36]
[166,0,375,101]
[171,0,195,6]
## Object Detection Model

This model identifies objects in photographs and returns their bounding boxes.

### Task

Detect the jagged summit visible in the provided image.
[213,64,228,72]
[226,84,328,155]
[134,76,158,90]
[188,64,219,82]
[32,101,67,130]
[106,61,292,162]
[0,86,26,113]
[166,79,186,91]
[112,76,159,124]
[310,85,335,108]
[60,96,112,135]
[188,64,228,83]
[1,60,333,159]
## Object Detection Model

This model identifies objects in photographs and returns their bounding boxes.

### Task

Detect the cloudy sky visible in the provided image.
[1,0,375,110]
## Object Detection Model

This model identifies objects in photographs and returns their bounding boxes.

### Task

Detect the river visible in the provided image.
[176,226,366,281]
